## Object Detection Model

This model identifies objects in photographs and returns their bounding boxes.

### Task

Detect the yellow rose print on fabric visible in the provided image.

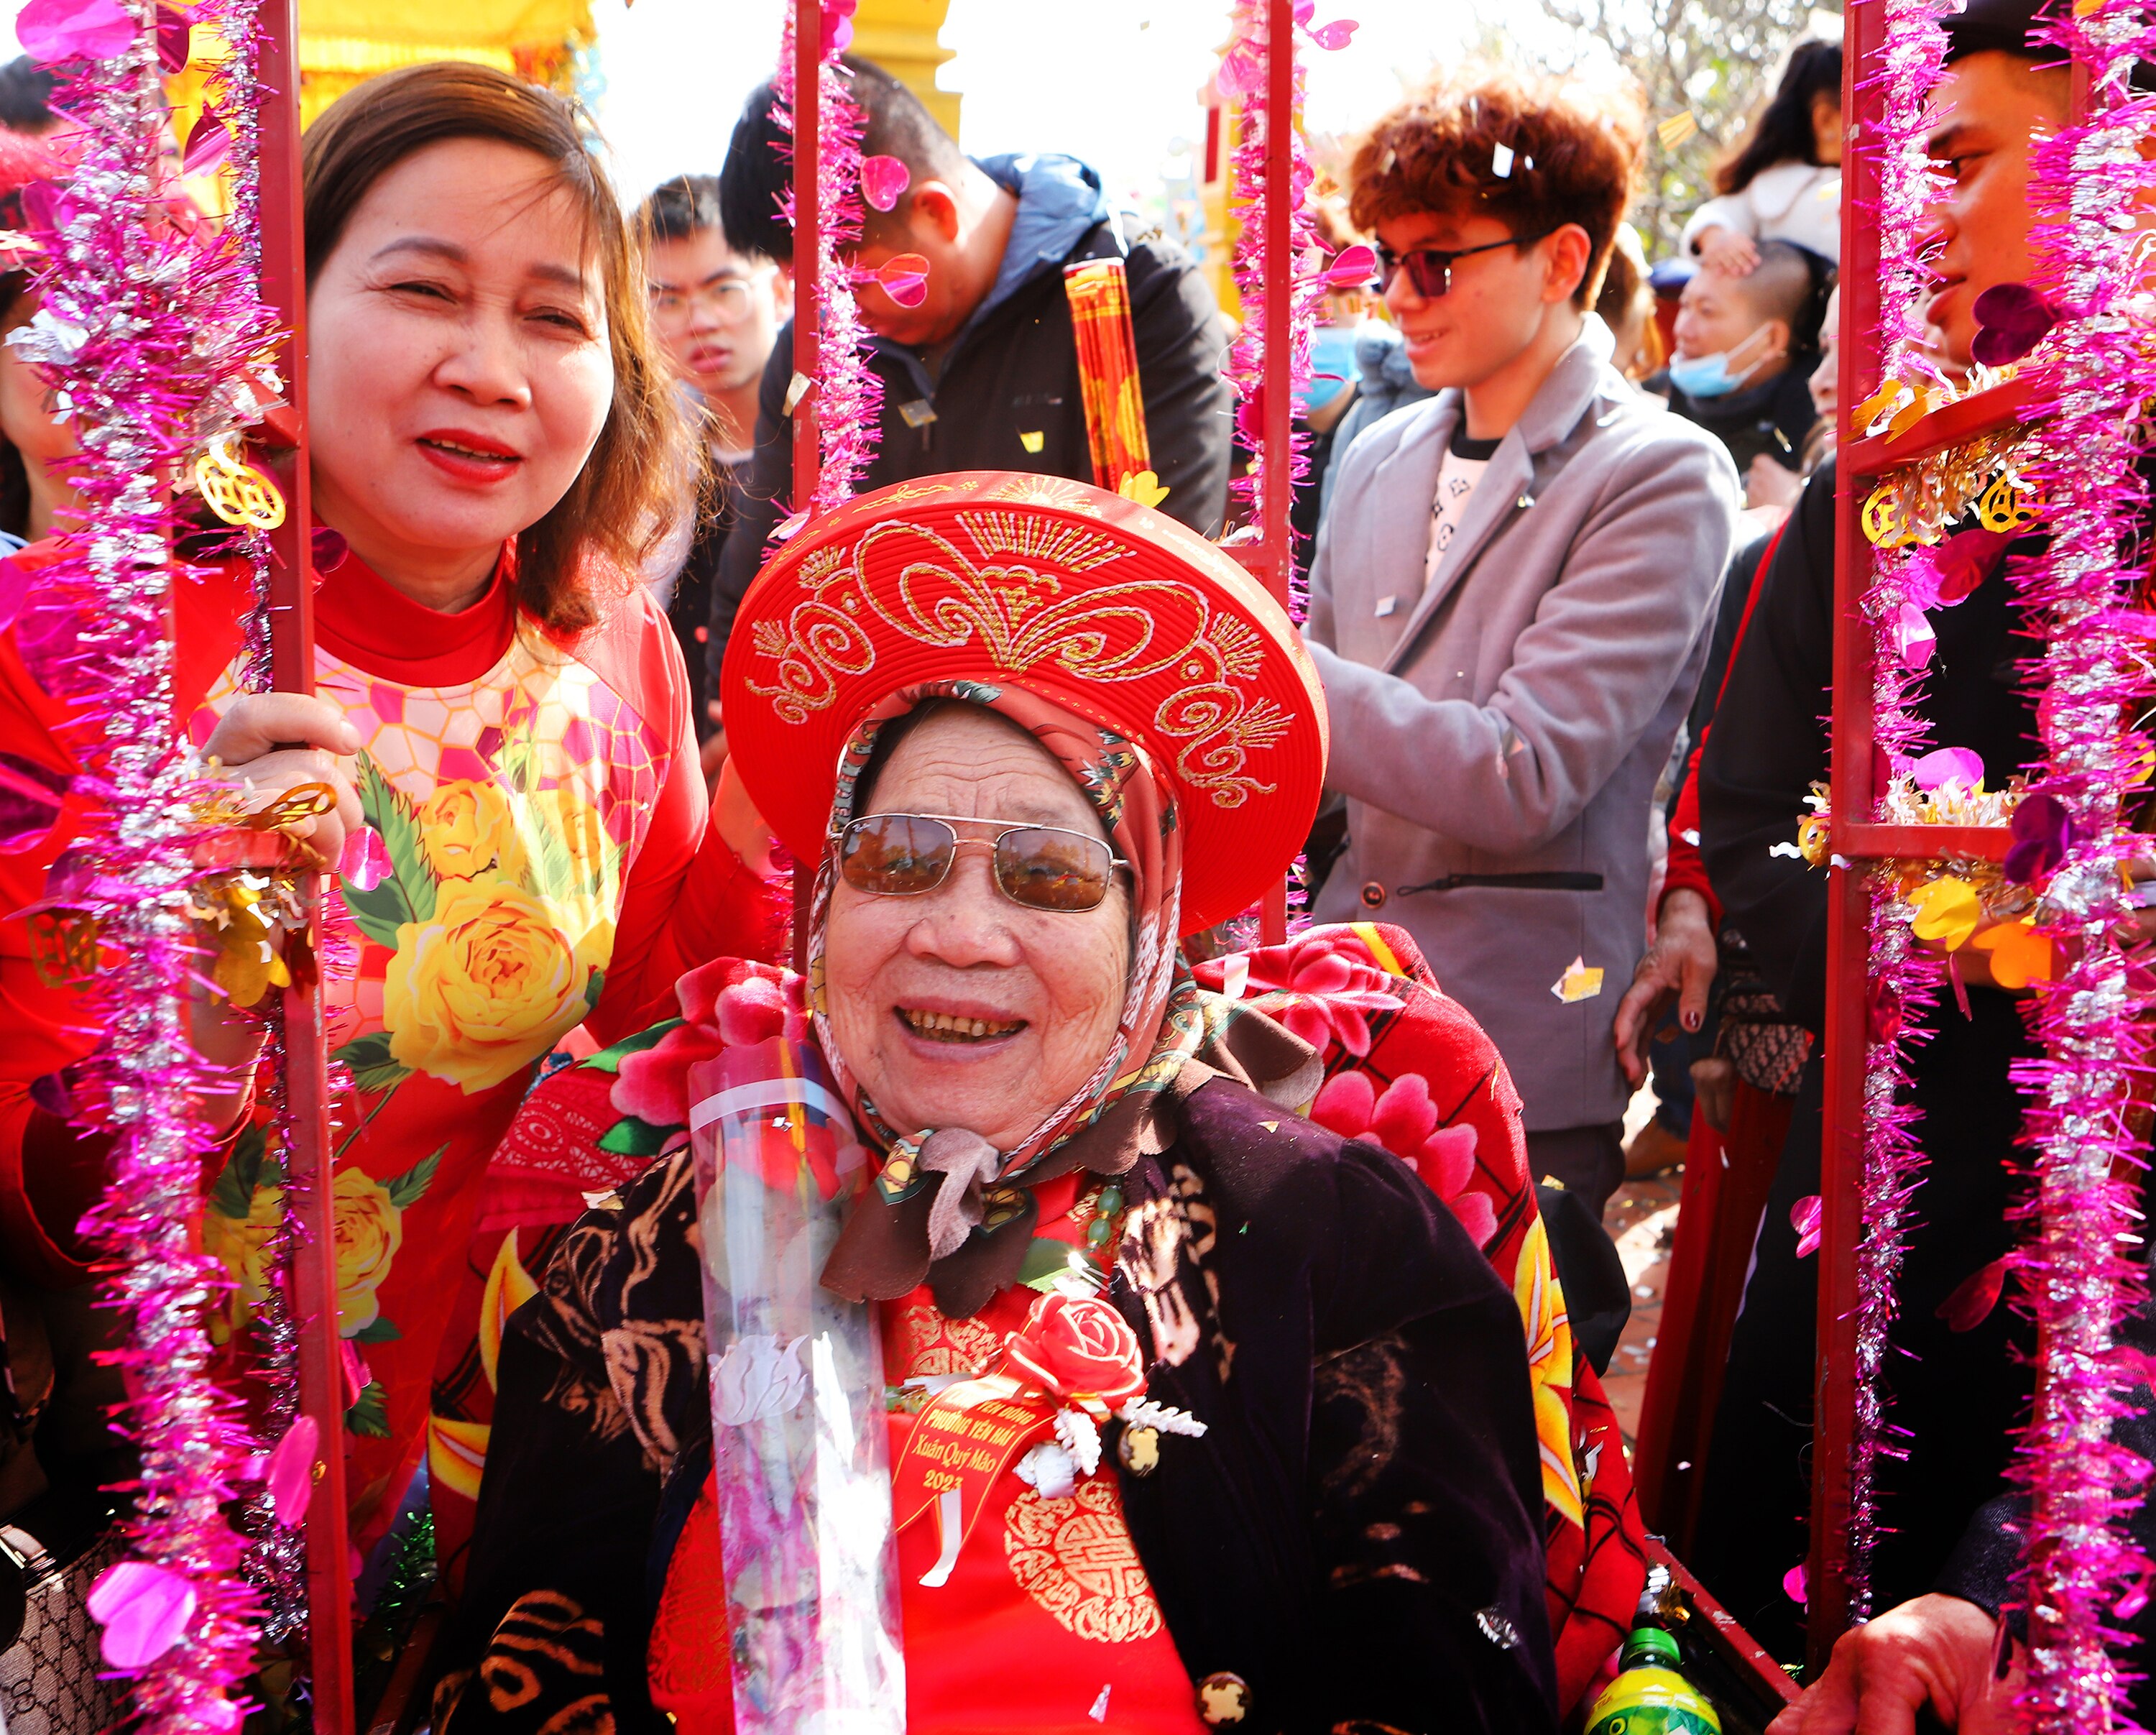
[204,1134,438,1358]
[383,878,602,1093]
[417,778,526,882]
[335,743,624,1097]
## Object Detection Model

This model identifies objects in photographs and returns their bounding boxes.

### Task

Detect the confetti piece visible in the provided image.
[1784,1563,1807,1605]
[860,153,911,211]
[1116,468,1171,509]
[1019,430,1045,454]
[1937,1256,2010,1332]
[1908,876,1981,950]
[1551,957,1603,1003]
[1657,111,1700,149]
[1491,141,1515,178]
[783,371,813,416]
[1089,1686,1112,1722]
[1792,1195,1823,1258]
[875,253,930,308]
[897,398,937,429]
[1375,594,1397,617]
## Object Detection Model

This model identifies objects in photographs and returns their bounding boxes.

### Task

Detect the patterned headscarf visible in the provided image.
[811,680,1211,1308]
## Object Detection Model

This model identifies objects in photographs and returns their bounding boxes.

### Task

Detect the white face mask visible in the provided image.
[1668,323,1782,399]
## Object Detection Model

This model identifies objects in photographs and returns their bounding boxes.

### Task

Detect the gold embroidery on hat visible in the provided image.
[746,517,1289,808]
[1004,1478,1166,1642]
[955,510,1127,573]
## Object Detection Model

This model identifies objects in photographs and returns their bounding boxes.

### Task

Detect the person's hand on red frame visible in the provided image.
[1768,1593,2019,1735]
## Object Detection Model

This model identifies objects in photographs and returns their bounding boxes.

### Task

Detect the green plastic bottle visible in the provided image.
[1583,1623,1723,1735]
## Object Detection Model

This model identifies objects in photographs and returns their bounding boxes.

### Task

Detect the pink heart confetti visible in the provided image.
[1892,600,1935,671]
[264,1414,319,1527]
[1792,1195,1823,1258]
[86,1560,197,1669]
[1783,1563,1807,1605]
[16,0,134,64]
[860,154,910,212]
[339,1338,370,1409]
[155,2,190,71]
[1309,18,1358,49]
[1911,745,1985,793]
[1216,42,1262,100]
[180,109,229,177]
[874,252,929,308]
[0,556,29,635]
[1936,1256,2010,1333]
[2119,1567,2153,1621]
[1322,243,1378,286]
[338,824,391,891]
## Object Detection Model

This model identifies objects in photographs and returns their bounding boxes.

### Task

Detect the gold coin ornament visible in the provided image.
[1976,470,2040,533]
[193,431,286,530]
[1862,484,1917,548]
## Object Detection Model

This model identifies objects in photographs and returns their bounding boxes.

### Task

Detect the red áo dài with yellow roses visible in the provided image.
[0,539,777,1557]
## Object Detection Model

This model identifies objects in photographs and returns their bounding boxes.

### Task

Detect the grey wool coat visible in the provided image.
[1307,317,1741,1133]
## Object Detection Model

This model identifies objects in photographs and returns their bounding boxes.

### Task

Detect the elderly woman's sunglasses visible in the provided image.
[837,813,1127,913]
[1376,226,1557,298]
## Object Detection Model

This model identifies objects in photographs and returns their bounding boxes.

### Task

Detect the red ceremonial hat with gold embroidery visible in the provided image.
[720,471,1327,934]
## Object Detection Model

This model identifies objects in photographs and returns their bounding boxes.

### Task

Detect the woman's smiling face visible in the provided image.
[305,136,615,591]
[821,705,1131,1152]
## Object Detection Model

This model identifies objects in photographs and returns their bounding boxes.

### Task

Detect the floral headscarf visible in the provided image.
[811,680,1213,1310]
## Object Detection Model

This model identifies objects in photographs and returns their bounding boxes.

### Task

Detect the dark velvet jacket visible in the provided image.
[435,1072,1560,1735]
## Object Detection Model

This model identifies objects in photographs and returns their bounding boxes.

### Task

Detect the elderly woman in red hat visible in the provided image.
[430,474,1564,1735]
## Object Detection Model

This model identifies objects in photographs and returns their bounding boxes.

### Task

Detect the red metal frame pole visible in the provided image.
[788,0,823,967]
[257,2,356,1725]
[1259,0,1294,947]
[1809,0,1888,1672]
[791,0,823,515]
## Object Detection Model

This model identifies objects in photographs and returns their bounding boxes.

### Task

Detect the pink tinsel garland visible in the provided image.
[11,0,287,1720]
[1838,0,1951,1619]
[2003,4,2156,1725]
[772,0,881,517]
[1220,0,1319,616]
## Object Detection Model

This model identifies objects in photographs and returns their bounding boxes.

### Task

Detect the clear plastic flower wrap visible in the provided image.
[687,1035,905,1734]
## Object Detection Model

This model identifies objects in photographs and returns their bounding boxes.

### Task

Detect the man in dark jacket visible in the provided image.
[705,57,1234,707]
[1690,0,2086,1665]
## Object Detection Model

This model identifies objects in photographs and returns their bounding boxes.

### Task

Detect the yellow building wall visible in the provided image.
[852,0,959,137]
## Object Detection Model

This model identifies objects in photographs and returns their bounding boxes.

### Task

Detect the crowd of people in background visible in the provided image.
[0,1,2132,1729]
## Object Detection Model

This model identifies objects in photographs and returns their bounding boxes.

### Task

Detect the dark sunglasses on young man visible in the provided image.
[1376,226,1559,298]
[837,812,1128,913]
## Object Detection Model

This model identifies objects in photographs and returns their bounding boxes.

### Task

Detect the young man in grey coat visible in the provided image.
[1306,65,1741,1220]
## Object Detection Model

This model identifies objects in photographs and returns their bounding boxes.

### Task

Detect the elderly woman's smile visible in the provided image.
[823,704,1131,1152]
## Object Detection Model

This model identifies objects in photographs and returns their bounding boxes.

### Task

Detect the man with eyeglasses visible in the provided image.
[1304,65,1741,1222]
[637,173,793,758]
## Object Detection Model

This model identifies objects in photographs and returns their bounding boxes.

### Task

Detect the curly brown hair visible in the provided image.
[1347,64,1646,309]
[302,61,688,634]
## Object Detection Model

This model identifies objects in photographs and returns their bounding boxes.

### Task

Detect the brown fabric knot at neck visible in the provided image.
[920,1128,1003,1261]
[819,993,1322,1319]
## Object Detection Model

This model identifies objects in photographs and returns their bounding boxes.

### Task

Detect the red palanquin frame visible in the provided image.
[1810,0,2081,1672]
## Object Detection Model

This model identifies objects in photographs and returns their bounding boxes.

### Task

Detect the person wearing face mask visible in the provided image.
[1650,239,1833,510]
